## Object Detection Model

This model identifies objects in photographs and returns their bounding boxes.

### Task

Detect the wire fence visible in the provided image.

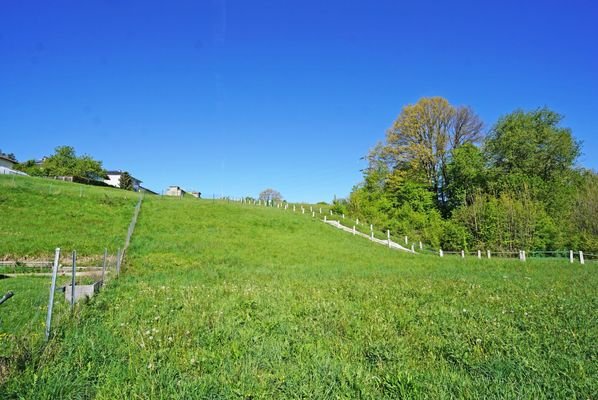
[0,191,144,373]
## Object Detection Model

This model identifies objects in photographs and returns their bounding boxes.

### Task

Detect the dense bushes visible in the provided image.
[346,99,597,252]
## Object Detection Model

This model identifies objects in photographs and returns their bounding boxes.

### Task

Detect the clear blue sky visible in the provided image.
[1,0,597,202]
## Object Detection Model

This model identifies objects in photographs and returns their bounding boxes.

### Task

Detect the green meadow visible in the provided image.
[0,178,596,398]
[0,175,138,257]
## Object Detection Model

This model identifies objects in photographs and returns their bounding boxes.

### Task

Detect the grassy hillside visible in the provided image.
[2,195,595,398]
[0,175,137,369]
[0,174,138,258]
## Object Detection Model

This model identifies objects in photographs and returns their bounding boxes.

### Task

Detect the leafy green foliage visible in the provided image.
[16,146,106,180]
[349,102,597,252]
[119,171,134,191]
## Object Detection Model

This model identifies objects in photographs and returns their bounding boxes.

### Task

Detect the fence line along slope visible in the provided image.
[2,195,596,399]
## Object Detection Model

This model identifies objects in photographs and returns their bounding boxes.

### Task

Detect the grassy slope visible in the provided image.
[0,175,137,364]
[2,195,597,399]
[0,174,138,257]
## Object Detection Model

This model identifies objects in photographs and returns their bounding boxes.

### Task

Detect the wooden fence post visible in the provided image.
[569,250,574,263]
[579,251,585,265]
[487,250,491,259]
[477,250,481,259]
[461,250,465,258]
[439,249,444,257]
[353,225,356,235]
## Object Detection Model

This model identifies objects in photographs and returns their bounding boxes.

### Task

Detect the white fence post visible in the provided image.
[324,215,327,222]
[45,248,61,341]
[411,244,415,252]
[461,250,465,258]
[356,218,359,225]
[570,250,574,263]
[487,250,491,259]
[312,211,315,217]
[439,249,444,257]
[579,251,585,265]
[404,236,408,245]
[370,230,374,240]
[477,250,481,259]
[419,241,423,250]
[353,225,356,235]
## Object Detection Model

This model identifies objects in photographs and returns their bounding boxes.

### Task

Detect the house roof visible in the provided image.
[0,155,17,164]
[105,170,142,183]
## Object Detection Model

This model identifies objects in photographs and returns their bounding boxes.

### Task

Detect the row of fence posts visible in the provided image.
[437,248,586,264]
[240,198,593,264]
[44,247,120,341]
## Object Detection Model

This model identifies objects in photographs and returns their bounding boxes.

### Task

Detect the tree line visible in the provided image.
[332,97,597,253]
[14,145,136,191]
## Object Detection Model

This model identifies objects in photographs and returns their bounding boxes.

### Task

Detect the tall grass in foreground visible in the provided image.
[2,195,597,398]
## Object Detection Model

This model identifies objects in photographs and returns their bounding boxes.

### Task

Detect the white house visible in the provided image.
[104,170,142,191]
[165,185,186,197]
[0,155,17,170]
[0,155,27,176]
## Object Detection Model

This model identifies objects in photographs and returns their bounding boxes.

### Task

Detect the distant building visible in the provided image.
[190,191,202,198]
[0,155,27,176]
[165,185,186,197]
[104,170,142,191]
[0,155,17,170]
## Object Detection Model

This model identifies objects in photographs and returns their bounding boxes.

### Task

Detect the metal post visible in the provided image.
[45,248,61,341]
[116,248,122,276]
[101,248,108,283]
[71,250,77,310]
[0,292,14,306]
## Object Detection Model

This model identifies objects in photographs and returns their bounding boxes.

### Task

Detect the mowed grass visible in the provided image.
[0,174,138,257]
[1,195,597,399]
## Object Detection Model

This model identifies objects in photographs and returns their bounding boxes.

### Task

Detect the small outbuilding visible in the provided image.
[165,185,186,197]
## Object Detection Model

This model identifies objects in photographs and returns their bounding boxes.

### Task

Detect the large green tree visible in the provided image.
[25,146,106,180]
[485,108,580,183]
[380,97,484,209]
